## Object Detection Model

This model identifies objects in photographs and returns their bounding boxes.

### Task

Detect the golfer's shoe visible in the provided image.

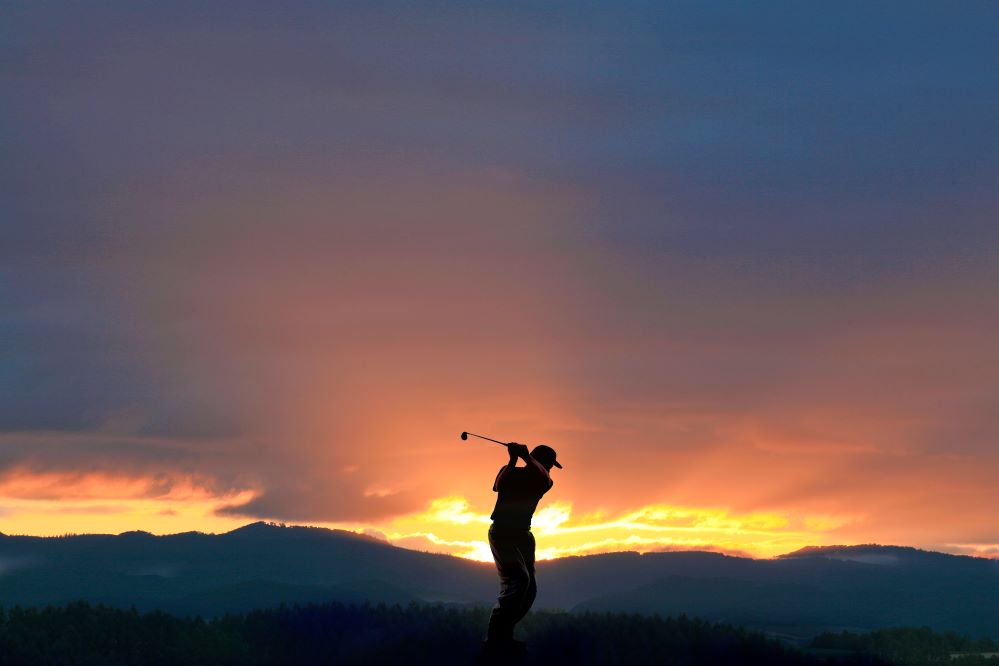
[481,638,527,655]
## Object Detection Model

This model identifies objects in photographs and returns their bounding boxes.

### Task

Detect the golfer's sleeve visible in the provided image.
[492,466,507,492]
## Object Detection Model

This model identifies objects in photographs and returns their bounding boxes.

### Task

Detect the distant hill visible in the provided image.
[570,546,999,638]
[778,544,977,566]
[1,524,996,639]
[0,522,493,616]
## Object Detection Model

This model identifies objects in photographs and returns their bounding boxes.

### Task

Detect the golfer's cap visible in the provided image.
[531,444,562,469]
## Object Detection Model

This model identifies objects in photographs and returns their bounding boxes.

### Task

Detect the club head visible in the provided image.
[460,432,468,440]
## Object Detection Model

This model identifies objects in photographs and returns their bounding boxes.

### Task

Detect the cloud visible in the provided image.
[348,495,858,562]
[942,544,999,559]
[217,484,417,523]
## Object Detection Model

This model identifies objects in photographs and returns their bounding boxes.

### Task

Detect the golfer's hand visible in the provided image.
[507,442,530,460]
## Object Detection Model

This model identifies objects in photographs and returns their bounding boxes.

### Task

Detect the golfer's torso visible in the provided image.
[490,467,553,529]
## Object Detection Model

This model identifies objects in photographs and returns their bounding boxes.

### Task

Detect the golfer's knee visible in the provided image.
[502,570,531,598]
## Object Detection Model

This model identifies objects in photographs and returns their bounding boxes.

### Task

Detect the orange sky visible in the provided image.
[0,167,996,560]
[3,3,999,563]
[0,464,874,561]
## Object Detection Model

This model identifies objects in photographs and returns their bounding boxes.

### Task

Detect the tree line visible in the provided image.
[3,600,988,665]
[811,627,998,665]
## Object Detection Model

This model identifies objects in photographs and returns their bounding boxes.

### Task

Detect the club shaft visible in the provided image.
[465,432,509,447]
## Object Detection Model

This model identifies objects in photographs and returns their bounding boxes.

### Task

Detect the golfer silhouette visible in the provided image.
[482,441,561,660]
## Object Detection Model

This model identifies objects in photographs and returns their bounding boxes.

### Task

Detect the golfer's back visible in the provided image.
[490,466,553,529]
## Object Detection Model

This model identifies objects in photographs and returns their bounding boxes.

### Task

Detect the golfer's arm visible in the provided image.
[492,461,516,491]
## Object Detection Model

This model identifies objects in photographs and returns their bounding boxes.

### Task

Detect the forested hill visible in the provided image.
[1,524,996,638]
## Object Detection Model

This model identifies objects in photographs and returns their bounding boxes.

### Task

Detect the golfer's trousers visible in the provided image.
[487,524,537,641]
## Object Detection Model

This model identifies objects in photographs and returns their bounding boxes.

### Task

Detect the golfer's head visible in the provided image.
[530,445,562,471]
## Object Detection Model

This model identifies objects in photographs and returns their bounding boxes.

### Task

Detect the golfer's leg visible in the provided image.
[524,571,538,616]
[510,532,538,625]
[488,531,530,641]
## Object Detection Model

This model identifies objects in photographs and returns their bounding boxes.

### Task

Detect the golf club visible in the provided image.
[460,431,508,447]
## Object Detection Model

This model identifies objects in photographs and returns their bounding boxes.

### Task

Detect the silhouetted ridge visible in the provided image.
[778,544,985,567]
[0,528,995,637]
[224,521,385,544]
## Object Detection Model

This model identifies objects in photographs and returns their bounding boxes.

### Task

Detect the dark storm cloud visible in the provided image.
[2,1,998,537]
[217,485,417,523]
[0,433,194,472]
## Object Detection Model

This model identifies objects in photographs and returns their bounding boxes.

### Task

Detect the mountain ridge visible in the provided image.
[6,521,994,563]
[1,522,996,638]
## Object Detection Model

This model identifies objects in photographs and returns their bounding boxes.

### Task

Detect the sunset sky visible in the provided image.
[3,2,998,562]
